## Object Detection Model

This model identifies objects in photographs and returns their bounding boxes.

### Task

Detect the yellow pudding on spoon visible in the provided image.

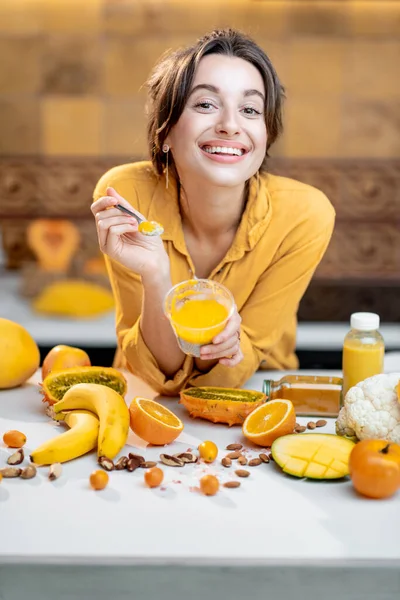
[138,220,164,236]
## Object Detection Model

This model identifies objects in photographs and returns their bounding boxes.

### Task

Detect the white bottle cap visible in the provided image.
[350,312,380,331]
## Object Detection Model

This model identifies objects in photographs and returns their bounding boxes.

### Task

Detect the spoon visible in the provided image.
[115,203,164,237]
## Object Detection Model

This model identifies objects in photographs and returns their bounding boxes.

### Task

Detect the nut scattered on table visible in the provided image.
[226,451,241,460]
[248,458,262,467]
[259,453,270,463]
[0,467,22,478]
[224,481,241,488]
[49,463,62,481]
[174,452,197,464]
[238,456,248,466]
[140,461,158,469]
[128,453,145,465]
[160,454,184,467]
[126,457,142,472]
[7,449,24,465]
[221,457,232,468]
[316,420,327,428]
[226,443,243,451]
[98,456,115,471]
[235,469,250,478]
[307,422,317,430]
[115,456,129,470]
[21,465,37,479]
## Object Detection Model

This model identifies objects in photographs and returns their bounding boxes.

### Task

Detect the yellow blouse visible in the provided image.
[93,161,335,395]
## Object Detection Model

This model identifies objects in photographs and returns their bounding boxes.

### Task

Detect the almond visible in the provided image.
[307,421,317,430]
[238,456,247,466]
[226,451,241,460]
[223,481,241,488]
[316,419,327,427]
[226,444,243,451]
[221,457,232,468]
[259,453,270,463]
[235,469,250,478]
[248,458,262,467]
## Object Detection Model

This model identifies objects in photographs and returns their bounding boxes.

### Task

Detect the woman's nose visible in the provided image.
[216,109,241,137]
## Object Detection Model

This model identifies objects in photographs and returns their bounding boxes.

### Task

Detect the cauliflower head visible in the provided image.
[336,372,400,443]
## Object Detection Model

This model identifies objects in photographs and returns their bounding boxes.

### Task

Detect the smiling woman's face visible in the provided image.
[167,54,268,188]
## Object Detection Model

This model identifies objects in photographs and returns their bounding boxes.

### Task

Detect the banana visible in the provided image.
[53,383,130,459]
[30,410,99,465]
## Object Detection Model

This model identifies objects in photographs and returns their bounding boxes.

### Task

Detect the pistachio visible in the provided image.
[226,443,243,451]
[174,452,198,464]
[140,461,157,468]
[98,456,115,471]
[238,456,247,466]
[7,448,24,465]
[235,469,250,478]
[223,481,241,488]
[21,465,37,479]
[49,463,62,481]
[316,419,327,427]
[259,453,270,463]
[0,467,22,478]
[307,421,317,430]
[126,457,141,472]
[248,458,262,467]
[128,453,145,465]
[226,451,241,460]
[160,454,184,467]
[115,456,129,470]
[221,457,232,468]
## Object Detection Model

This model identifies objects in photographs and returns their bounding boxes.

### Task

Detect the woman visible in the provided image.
[91,29,335,395]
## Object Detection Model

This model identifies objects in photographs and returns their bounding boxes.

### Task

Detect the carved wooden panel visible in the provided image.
[1,158,399,297]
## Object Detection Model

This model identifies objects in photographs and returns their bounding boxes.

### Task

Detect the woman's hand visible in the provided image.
[199,306,243,367]
[91,187,169,277]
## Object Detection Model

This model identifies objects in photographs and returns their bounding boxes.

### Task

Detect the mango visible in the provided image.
[271,433,355,479]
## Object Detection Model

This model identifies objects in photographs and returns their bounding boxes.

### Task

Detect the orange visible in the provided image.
[242,399,296,447]
[129,397,184,445]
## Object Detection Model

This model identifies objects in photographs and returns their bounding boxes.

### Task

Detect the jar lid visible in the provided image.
[350,312,380,331]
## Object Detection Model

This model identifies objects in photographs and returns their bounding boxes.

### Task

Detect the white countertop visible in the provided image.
[1,271,399,350]
[1,369,399,570]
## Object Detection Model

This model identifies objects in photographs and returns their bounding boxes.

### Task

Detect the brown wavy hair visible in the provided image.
[146,29,285,177]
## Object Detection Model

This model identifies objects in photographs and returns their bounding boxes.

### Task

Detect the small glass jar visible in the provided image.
[262,374,343,417]
[342,312,384,398]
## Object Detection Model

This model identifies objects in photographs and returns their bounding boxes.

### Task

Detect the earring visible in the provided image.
[162,143,170,189]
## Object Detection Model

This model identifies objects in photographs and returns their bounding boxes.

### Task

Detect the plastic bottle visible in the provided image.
[342,312,384,398]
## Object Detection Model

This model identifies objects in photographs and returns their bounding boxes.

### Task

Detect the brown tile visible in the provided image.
[342,100,400,158]
[288,1,350,36]
[0,0,42,34]
[284,95,341,157]
[42,96,103,156]
[0,99,40,155]
[287,39,346,96]
[347,42,400,100]
[349,0,400,38]
[0,36,43,93]
[40,0,102,33]
[42,36,101,94]
[103,98,148,158]
[104,0,219,35]
[217,0,289,37]
[103,36,181,96]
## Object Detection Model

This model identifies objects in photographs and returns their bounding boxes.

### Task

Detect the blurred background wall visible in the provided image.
[0,0,399,365]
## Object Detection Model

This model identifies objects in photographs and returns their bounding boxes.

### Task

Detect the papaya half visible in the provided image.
[41,366,127,405]
[179,386,266,426]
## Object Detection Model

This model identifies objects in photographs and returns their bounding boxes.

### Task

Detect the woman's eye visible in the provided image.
[194,102,215,111]
[242,106,262,116]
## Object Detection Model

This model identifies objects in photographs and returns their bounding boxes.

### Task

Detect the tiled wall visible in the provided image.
[0,0,399,159]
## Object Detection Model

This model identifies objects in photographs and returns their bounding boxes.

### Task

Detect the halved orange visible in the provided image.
[129,397,184,445]
[242,399,296,447]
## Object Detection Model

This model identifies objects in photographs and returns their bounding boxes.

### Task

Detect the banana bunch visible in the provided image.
[31,384,130,465]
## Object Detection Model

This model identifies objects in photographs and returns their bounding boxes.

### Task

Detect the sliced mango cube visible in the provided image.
[271,433,355,480]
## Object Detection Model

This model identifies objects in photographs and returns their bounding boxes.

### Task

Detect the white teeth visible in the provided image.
[203,146,244,156]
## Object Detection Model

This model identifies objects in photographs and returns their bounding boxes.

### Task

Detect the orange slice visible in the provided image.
[129,397,183,445]
[242,399,296,447]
